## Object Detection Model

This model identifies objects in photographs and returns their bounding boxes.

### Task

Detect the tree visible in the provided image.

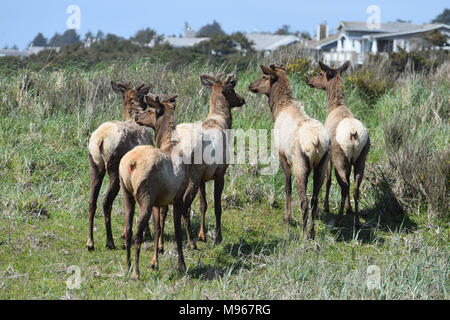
[422,30,448,47]
[30,33,48,47]
[84,31,94,41]
[432,8,450,24]
[96,30,105,41]
[298,31,312,40]
[196,20,225,37]
[130,28,162,46]
[275,25,292,35]
[49,30,80,47]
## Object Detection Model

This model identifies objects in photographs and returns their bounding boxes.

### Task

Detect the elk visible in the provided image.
[119,94,188,280]
[86,82,152,251]
[157,73,246,251]
[306,61,370,227]
[249,64,331,239]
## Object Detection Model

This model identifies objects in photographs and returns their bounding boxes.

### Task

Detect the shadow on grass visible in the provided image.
[320,173,418,244]
[188,237,281,280]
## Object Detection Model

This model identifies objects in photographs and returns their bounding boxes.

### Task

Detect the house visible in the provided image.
[0,45,60,58]
[309,21,450,66]
[161,28,302,53]
[244,33,302,54]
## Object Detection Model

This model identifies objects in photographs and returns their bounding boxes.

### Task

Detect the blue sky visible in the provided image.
[1,0,448,49]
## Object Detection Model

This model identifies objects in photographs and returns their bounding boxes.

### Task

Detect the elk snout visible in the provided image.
[306,78,314,88]
[249,84,258,93]
[238,96,246,106]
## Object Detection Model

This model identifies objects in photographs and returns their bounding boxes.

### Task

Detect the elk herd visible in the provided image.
[86,61,370,280]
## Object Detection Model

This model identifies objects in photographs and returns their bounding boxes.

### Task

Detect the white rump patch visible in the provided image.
[335,118,369,163]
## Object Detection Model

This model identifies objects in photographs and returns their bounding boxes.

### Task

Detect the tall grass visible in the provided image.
[0,56,448,299]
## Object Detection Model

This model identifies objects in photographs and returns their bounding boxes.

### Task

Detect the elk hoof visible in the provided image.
[86,242,95,251]
[131,272,140,281]
[198,233,206,242]
[189,242,197,250]
[178,262,187,273]
[105,242,116,250]
[214,235,222,245]
[284,216,297,227]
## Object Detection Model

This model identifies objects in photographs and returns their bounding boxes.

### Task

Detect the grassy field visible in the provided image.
[0,60,448,299]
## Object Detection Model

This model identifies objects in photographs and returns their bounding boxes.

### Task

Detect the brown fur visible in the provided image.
[111,82,151,120]
[157,73,245,250]
[86,82,153,251]
[249,64,331,239]
[120,95,189,279]
[306,61,370,227]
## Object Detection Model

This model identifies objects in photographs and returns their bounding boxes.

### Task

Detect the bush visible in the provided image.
[380,80,449,220]
[286,57,320,82]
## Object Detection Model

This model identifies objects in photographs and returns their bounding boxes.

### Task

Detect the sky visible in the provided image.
[0,0,448,49]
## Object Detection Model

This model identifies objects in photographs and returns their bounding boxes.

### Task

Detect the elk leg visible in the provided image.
[334,160,351,226]
[133,200,153,280]
[280,155,293,224]
[353,140,370,228]
[198,182,208,242]
[102,171,120,250]
[158,206,168,253]
[174,198,187,273]
[150,206,160,270]
[294,169,310,237]
[121,181,135,273]
[324,160,332,214]
[182,180,200,249]
[309,153,329,240]
[87,154,105,251]
[214,175,225,244]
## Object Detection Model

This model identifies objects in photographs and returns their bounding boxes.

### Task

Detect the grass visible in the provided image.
[0,59,448,299]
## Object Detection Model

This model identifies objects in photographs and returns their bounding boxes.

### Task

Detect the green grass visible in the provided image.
[0,60,448,299]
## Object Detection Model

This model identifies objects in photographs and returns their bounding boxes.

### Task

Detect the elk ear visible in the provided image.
[137,84,152,97]
[318,62,333,73]
[111,81,128,95]
[319,62,337,78]
[168,95,178,103]
[200,75,215,88]
[338,61,351,74]
[260,65,276,77]
[144,95,162,110]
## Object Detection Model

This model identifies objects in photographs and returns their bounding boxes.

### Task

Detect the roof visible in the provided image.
[164,37,209,48]
[162,33,300,52]
[245,33,301,51]
[309,33,341,49]
[0,49,29,57]
[365,23,450,40]
[338,21,422,33]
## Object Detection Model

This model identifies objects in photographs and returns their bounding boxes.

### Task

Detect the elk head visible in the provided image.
[111,81,152,120]
[306,61,351,90]
[248,64,287,96]
[200,73,246,108]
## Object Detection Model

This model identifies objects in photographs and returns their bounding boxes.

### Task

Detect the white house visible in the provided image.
[161,29,302,54]
[311,21,450,66]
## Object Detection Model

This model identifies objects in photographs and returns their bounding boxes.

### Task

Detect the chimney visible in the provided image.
[185,26,195,38]
[316,19,329,41]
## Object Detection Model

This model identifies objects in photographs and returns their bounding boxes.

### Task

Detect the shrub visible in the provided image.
[380,81,449,220]
[286,57,321,82]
